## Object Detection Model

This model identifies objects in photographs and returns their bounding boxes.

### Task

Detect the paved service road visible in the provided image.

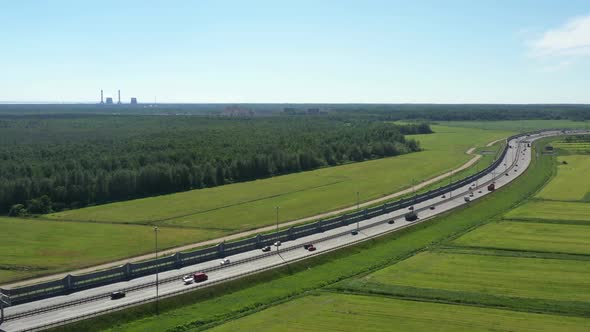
[0,130,583,332]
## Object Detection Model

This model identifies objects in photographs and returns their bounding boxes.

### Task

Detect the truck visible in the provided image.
[405,211,418,221]
[487,183,495,191]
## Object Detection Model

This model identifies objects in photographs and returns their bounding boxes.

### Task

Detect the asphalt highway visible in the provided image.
[0,130,582,332]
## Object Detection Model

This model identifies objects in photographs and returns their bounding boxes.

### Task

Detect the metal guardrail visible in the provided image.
[0,130,554,309]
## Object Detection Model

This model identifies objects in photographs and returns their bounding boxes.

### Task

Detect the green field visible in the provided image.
[453,220,590,255]
[0,217,222,284]
[439,120,590,131]
[52,138,562,332]
[536,155,590,201]
[366,251,590,302]
[208,294,590,332]
[46,125,512,231]
[552,141,590,154]
[505,200,590,222]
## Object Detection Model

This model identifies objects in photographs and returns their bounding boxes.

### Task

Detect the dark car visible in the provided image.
[429,206,435,210]
[408,206,414,211]
[110,291,126,300]
[262,246,271,252]
[303,244,313,250]
[388,219,395,224]
[307,245,316,252]
[351,230,358,235]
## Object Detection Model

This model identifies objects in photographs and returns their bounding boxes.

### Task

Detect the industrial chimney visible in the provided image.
[100,89,104,104]
[117,90,122,104]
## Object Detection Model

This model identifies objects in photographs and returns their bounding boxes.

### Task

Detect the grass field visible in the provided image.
[51,136,558,332]
[552,141,590,154]
[0,217,222,284]
[366,251,590,302]
[452,220,590,255]
[439,120,590,131]
[0,125,511,285]
[46,125,512,232]
[536,155,590,201]
[505,200,590,222]
[208,293,590,332]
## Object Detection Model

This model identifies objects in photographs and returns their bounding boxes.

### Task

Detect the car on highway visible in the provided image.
[307,245,316,252]
[220,258,231,265]
[193,272,208,283]
[388,219,395,224]
[110,291,126,300]
[351,229,358,235]
[464,196,471,202]
[408,206,414,211]
[182,275,194,284]
[441,194,446,198]
[429,206,435,210]
[262,246,271,252]
[303,243,313,250]
[274,241,281,247]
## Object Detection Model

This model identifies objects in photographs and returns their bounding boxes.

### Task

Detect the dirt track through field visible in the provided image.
[2,138,502,289]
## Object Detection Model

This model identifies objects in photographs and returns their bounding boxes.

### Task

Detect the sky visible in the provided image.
[1,0,589,104]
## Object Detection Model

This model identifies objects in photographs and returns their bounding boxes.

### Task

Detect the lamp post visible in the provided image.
[356,191,360,231]
[449,170,453,198]
[275,206,280,254]
[154,226,159,315]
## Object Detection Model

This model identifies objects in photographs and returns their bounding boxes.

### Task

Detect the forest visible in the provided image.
[0,115,431,215]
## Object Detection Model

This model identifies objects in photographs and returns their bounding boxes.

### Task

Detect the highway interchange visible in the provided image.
[0,130,581,331]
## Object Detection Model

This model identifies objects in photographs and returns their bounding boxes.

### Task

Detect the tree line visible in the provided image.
[0,115,431,215]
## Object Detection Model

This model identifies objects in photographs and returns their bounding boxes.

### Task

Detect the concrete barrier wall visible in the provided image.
[5,132,535,305]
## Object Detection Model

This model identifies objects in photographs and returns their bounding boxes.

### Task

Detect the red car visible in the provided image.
[307,245,316,252]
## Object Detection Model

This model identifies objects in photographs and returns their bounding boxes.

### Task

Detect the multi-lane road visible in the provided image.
[0,130,580,332]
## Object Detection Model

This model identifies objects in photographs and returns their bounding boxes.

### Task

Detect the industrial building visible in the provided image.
[98,89,138,105]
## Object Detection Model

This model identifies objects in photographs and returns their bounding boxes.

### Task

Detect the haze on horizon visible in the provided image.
[1,0,589,104]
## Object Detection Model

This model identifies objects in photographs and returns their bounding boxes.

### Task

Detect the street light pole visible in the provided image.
[154,226,159,315]
[449,170,453,198]
[275,206,280,254]
[356,191,360,231]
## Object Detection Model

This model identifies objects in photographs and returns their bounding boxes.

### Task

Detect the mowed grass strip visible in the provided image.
[0,217,222,284]
[365,251,590,302]
[46,126,512,231]
[452,220,590,255]
[207,293,590,332]
[536,155,590,201]
[505,200,590,223]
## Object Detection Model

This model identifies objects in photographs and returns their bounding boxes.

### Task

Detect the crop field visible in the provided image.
[536,155,590,201]
[0,217,221,284]
[208,293,590,332]
[365,251,590,302]
[505,200,590,222]
[452,220,590,255]
[439,119,590,131]
[46,125,512,231]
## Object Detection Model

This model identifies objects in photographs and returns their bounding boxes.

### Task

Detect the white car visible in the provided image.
[274,241,281,247]
[220,258,230,265]
[182,275,194,284]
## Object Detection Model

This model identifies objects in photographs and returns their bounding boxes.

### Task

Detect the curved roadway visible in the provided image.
[0,130,584,332]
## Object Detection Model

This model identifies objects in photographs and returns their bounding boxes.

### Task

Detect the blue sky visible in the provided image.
[1,0,589,103]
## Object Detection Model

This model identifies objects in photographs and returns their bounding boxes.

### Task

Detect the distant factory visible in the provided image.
[99,89,138,105]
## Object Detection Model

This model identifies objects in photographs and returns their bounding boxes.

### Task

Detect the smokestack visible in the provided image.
[117,90,121,104]
[100,89,104,104]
